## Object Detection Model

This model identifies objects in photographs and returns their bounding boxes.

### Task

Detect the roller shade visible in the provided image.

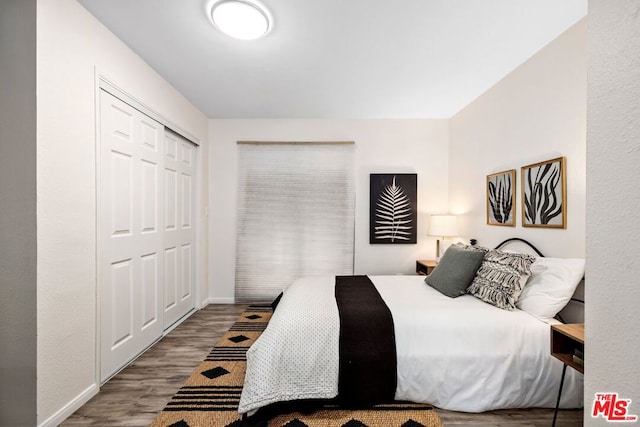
[235,142,355,301]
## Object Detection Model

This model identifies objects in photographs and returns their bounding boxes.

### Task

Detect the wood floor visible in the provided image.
[62,304,583,426]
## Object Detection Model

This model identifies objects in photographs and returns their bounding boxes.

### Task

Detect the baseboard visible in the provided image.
[38,383,99,427]
[205,297,235,304]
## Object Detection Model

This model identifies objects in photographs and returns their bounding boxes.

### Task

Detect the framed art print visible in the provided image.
[486,169,516,226]
[521,157,567,228]
[370,173,417,244]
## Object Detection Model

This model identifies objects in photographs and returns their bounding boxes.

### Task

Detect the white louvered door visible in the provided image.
[99,91,196,382]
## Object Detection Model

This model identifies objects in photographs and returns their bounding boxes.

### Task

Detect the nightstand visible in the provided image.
[416,260,437,275]
[550,323,584,426]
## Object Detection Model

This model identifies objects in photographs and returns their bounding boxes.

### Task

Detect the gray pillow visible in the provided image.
[425,244,487,297]
[467,249,536,310]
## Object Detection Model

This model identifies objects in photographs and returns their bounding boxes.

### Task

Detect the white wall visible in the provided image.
[449,19,587,257]
[586,2,640,424]
[209,119,449,302]
[36,0,210,424]
[0,1,37,425]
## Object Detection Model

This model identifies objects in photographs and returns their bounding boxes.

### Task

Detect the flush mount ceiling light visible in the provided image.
[210,0,271,40]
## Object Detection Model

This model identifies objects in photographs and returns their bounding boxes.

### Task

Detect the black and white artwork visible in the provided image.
[521,157,567,229]
[370,174,417,244]
[486,169,516,226]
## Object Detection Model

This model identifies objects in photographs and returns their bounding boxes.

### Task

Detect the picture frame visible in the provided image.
[370,173,417,244]
[486,169,516,226]
[521,157,567,228]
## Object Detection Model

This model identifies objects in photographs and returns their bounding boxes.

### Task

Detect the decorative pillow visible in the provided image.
[467,250,536,310]
[516,257,585,320]
[425,243,487,298]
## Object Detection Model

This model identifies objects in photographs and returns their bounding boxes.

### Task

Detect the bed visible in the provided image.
[238,239,585,416]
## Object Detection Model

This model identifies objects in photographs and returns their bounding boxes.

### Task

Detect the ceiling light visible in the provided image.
[210,0,271,40]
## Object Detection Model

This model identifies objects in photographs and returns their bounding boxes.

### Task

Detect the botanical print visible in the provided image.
[370,174,417,244]
[487,170,516,226]
[521,157,567,228]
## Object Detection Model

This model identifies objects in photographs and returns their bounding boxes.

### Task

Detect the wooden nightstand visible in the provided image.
[550,323,584,426]
[416,260,437,275]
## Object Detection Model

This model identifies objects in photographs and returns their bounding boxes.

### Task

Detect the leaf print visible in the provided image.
[524,160,563,225]
[374,176,413,242]
[488,173,513,224]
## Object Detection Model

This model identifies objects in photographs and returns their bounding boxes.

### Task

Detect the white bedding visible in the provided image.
[238,275,583,414]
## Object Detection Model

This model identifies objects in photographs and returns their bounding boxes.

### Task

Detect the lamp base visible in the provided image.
[436,239,455,263]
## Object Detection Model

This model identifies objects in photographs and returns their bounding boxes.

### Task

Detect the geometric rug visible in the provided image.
[151,305,444,427]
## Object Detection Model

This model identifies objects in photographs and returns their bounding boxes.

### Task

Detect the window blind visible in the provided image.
[235,142,355,302]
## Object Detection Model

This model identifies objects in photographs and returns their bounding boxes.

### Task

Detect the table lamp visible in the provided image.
[428,214,458,262]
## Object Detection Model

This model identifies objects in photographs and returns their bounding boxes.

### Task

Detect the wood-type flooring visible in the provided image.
[62,304,583,426]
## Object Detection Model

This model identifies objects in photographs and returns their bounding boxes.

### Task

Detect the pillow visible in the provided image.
[516,257,585,320]
[425,243,487,298]
[467,250,536,310]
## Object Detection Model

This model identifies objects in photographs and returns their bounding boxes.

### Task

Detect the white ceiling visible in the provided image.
[78,0,586,119]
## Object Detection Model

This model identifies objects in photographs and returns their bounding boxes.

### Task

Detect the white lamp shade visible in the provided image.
[428,215,458,237]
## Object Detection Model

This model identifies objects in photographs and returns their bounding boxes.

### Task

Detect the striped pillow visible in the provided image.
[467,250,536,310]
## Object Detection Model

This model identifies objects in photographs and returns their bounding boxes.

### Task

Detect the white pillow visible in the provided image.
[516,257,585,320]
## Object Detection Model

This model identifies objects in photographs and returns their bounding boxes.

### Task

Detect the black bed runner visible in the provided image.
[335,275,397,407]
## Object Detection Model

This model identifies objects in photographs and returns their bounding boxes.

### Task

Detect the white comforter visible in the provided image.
[238,275,583,414]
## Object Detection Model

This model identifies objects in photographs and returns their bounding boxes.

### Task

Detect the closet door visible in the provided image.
[99,91,164,381]
[162,131,196,329]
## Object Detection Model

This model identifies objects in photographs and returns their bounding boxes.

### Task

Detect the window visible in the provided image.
[235,142,355,301]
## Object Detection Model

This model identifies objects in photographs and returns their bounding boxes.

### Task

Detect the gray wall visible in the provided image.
[0,0,37,425]
[586,1,640,424]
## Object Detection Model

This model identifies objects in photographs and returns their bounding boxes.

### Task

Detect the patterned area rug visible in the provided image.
[152,305,444,427]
